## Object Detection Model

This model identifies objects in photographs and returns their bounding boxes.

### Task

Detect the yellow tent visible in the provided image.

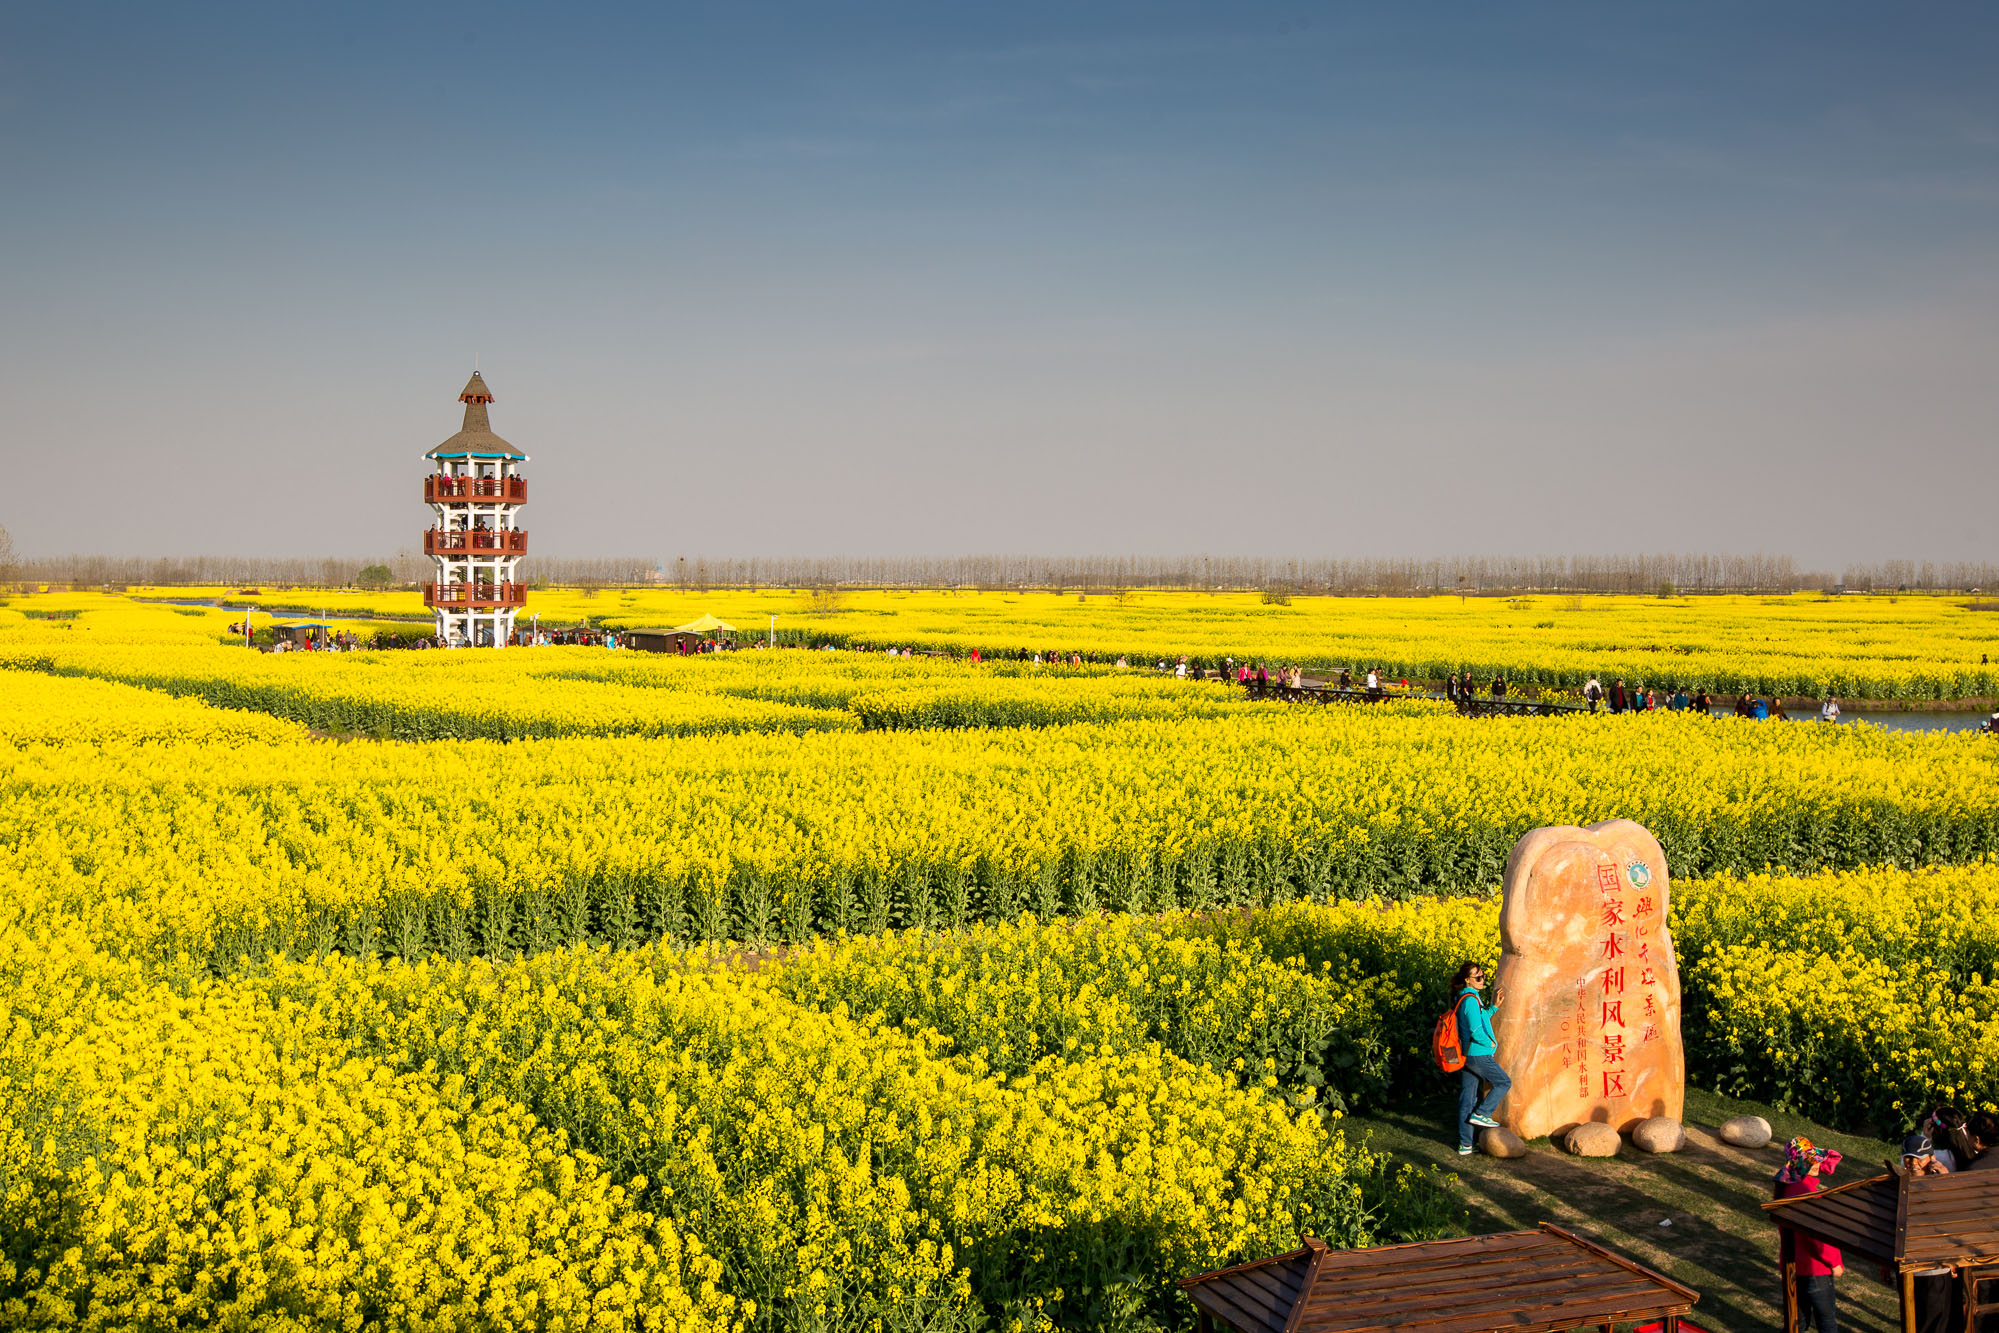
[673,614,737,634]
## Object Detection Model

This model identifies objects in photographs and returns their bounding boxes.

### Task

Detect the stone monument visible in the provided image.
[1490,819,1683,1141]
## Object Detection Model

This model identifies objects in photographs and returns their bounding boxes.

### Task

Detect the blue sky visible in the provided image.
[3,3,1996,565]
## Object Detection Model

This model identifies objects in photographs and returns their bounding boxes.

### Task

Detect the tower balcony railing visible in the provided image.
[426,476,527,503]
[425,528,528,556]
[423,581,528,609]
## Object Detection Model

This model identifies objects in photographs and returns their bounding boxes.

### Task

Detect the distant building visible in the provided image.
[423,371,529,647]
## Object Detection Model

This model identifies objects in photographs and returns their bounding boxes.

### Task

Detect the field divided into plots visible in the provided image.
[107,584,1999,699]
[1,594,1995,1330]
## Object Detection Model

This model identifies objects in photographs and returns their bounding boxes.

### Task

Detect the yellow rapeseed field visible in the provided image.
[3,669,1993,970]
[108,584,1999,699]
[1,591,1995,1327]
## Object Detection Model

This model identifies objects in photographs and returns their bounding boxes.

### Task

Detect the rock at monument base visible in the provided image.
[1718,1115,1773,1149]
[1478,1127,1528,1159]
[1564,1122,1622,1157]
[1632,1116,1684,1153]
[1490,819,1685,1141]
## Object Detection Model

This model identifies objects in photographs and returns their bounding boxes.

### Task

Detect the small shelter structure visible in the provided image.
[673,614,736,635]
[624,628,706,654]
[272,621,333,648]
[1178,1223,1701,1333]
[1763,1166,1998,1333]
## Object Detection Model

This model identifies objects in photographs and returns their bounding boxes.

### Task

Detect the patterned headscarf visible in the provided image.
[1775,1136,1825,1185]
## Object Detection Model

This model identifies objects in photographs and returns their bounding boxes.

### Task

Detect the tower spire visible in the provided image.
[458,371,495,435]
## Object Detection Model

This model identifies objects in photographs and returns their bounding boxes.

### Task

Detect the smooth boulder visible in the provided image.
[1564,1122,1622,1157]
[1632,1116,1684,1153]
[1478,1126,1528,1159]
[1718,1115,1773,1149]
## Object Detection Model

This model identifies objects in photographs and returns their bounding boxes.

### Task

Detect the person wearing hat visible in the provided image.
[1901,1131,1958,1333]
[1773,1137,1844,1332]
[1903,1130,1947,1174]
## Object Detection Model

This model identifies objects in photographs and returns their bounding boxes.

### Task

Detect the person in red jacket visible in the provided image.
[1774,1137,1845,1332]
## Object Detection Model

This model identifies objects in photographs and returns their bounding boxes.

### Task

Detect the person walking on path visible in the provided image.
[1610,679,1629,713]
[1451,962,1511,1156]
[1819,696,1841,724]
[1584,676,1603,711]
[1773,1137,1845,1333]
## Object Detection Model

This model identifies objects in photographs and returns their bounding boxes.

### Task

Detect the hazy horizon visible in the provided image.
[4,3,1996,567]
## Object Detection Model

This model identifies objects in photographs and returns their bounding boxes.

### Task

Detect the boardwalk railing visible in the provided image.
[1236,679,1593,718]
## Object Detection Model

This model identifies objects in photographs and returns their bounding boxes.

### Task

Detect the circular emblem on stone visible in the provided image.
[1626,859,1652,889]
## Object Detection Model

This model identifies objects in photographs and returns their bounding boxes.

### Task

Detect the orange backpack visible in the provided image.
[1432,998,1467,1074]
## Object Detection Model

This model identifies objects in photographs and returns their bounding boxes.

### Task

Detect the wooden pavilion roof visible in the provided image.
[1763,1167,1999,1273]
[1178,1223,1700,1333]
[430,370,526,460]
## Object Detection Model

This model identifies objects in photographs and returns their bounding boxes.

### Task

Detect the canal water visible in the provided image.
[139,597,432,623]
[1756,709,1992,734]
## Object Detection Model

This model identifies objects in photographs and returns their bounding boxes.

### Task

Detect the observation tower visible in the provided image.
[424,371,528,647]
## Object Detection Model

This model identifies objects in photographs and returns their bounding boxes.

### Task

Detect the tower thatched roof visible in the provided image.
[427,371,528,460]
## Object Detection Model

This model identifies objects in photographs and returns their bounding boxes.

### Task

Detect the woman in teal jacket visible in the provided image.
[1453,961,1512,1155]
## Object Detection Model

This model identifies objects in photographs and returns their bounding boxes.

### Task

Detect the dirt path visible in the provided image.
[1350,1086,1906,1333]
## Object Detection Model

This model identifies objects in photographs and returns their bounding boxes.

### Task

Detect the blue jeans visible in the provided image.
[1798,1273,1838,1333]
[1458,1054,1511,1148]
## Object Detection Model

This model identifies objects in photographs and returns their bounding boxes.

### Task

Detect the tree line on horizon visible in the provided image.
[5,540,1995,597]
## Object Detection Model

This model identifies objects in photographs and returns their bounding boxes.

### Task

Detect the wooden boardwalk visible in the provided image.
[1236,678,1593,718]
